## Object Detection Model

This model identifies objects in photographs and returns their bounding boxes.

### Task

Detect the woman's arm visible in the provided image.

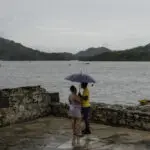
[80,95,88,101]
[78,93,88,101]
[74,95,81,103]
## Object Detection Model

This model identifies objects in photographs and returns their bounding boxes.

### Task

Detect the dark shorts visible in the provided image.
[81,107,90,120]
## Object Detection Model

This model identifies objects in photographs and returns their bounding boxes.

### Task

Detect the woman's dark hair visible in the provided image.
[70,85,77,93]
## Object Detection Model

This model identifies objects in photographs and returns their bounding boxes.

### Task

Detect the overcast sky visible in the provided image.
[0,0,150,53]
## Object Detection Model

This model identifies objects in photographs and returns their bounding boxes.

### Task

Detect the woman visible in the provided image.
[68,85,81,146]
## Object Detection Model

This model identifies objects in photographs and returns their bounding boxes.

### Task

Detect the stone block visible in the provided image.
[0,86,55,127]
[49,93,59,103]
[0,96,9,108]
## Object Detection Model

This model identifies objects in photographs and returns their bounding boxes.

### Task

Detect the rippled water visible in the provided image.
[0,61,150,105]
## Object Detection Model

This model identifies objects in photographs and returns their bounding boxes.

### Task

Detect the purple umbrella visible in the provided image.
[65,72,96,83]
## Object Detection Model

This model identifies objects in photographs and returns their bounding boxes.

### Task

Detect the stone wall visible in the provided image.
[50,102,150,131]
[0,86,52,127]
[1,85,150,131]
[90,103,150,130]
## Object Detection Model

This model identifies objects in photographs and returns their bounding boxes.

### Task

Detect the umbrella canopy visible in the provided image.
[65,73,96,83]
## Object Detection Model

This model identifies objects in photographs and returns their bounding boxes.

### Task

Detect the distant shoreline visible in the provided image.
[1,37,150,61]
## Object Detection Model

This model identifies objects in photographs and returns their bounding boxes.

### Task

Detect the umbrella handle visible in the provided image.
[79,84,81,93]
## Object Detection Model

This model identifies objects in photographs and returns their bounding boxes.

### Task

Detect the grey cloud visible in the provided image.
[0,0,150,52]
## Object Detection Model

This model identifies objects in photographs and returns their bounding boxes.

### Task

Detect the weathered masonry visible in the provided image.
[0,86,56,127]
[1,85,150,131]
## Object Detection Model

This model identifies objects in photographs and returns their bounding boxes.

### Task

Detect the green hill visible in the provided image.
[79,45,150,61]
[1,37,150,61]
[76,47,111,57]
[0,37,75,60]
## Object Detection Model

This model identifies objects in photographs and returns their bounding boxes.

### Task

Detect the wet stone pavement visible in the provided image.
[0,117,150,150]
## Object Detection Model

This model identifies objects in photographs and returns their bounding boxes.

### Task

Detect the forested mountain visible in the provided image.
[0,37,150,61]
[0,37,75,60]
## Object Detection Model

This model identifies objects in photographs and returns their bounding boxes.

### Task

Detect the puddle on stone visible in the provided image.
[58,135,99,149]
[1,117,150,150]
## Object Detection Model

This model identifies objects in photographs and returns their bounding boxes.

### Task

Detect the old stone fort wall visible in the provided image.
[0,86,150,131]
